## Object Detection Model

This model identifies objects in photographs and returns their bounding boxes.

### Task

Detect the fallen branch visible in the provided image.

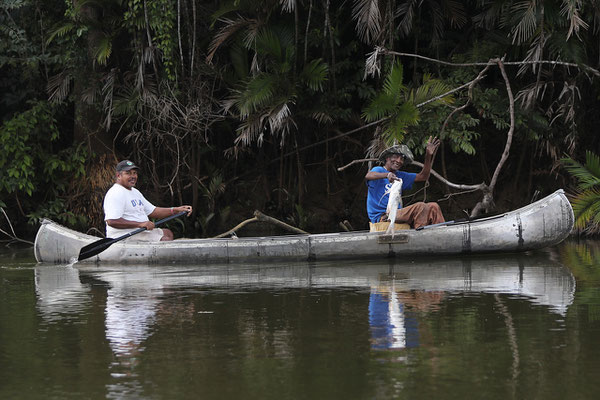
[213,210,309,238]
[213,216,258,238]
[0,207,34,246]
[254,210,309,234]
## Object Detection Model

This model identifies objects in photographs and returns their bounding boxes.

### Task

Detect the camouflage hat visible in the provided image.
[378,145,414,165]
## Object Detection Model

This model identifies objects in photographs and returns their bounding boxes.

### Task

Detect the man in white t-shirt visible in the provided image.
[103,160,192,241]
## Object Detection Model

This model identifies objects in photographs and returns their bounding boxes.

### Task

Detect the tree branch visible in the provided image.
[213,210,309,238]
[380,48,600,76]
[0,208,34,245]
[337,158,486,191]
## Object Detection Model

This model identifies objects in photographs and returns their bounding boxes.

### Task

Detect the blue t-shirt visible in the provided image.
[366,166,416,223]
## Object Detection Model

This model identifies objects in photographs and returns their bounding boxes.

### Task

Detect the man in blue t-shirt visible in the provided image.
[365,138,445,229]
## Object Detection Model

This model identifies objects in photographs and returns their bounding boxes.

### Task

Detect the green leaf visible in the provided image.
[362,92,397,122]
[237,74,277,116]
[383,62,405,97]
[94,35,113,65]
[562,155,600,190]
[46,22,76,45]
[300,59,328,91]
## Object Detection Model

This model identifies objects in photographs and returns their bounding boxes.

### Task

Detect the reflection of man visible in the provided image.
[105,280,160,357]
[369,284,445,350]
[369,288,419,350]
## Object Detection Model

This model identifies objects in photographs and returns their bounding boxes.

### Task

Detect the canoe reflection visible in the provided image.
[34,265,90,322]
[34,252,575,355]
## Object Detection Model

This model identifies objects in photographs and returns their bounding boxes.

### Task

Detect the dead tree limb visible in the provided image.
[470,58,515,217]
[380,48,600,76]
[338,158,486,192]
[253,210,309,234]
[213,210,309,238]
[213,216,259,238]
[0,208,34,246]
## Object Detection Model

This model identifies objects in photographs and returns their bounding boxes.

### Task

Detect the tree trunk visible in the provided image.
[73,0,113,156]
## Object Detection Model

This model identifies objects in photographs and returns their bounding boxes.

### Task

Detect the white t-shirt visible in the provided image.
[104,184,156,238]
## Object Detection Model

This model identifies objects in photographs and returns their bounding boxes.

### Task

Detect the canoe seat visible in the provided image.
[369,221,411,232]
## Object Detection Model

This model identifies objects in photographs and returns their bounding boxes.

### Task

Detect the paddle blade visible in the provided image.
[78,238,116,261]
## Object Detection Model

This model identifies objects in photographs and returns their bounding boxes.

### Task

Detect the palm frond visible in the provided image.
[571,188,600,229]
[517,29,546,77]
[94,35,113,65]
[229,41,249,80]
[561,155,600,189]
[560,0,589,39]
[300,59,328,91]
[234,113,268,147]
[311,112,333,124]
[585,151,600,179]
[102,69,116,129]
[395,102,420,126]
[473,0,507,29]
[382,102,420,143]
[112,85,140,118]
[210,1,243,28]
[444,0,468,29]
[255,29,283,61]
[243,19,263,50]
[383,62,405,97]
[352,0,381,44]
[279,0,296,13]
[237,74,277,117]
[46,22,76,45]
[427,0,445,44]
[409,75,454,106]
[47,71,73,103]
[546,31,586,63]
[396,0,418,37]
[267,102,293,133]
[510,0,538,44]
[207,17,252,63]
[362,93,398,122]
[364,46,383,78]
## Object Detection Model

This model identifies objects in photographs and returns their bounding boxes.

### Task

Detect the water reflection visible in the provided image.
[34,265,90,322]
[102,269,163,357]
[33,254,574,359]
[366,254,574,350]
[21,246,600,399]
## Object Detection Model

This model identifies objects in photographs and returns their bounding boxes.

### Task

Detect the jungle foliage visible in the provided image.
[1,0,600,239]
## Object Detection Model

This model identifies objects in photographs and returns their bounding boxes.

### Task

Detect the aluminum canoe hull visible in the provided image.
[34,189,574,264]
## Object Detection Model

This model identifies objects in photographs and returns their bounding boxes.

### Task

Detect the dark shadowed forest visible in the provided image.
[2,0,600,241]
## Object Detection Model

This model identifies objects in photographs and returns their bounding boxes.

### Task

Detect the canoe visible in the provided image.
[34,189,574,264]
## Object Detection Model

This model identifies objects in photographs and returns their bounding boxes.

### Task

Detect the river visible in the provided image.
[1,240,599,399]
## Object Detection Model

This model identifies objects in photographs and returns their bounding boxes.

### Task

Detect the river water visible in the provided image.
[1,240,600,399]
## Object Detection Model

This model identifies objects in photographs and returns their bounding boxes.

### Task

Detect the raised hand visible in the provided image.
[425,136,440,157]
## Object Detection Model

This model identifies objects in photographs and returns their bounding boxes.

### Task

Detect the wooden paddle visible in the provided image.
[78,211,187,261]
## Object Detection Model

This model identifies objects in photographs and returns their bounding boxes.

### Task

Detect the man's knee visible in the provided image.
[161,228,174,241]
[428,202,441,212]
[411,202,427,212]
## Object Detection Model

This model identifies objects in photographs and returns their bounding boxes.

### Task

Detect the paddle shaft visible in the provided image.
[111,211,187,240]
[78,211,187,261]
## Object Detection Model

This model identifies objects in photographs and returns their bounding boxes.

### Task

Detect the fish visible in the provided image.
[385,179,403,237]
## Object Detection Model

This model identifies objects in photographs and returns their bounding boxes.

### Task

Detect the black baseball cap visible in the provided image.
[116,160,139,172]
